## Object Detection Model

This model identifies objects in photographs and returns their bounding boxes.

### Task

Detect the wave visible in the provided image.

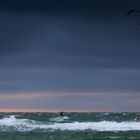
[0,115,140,132]
[49,116,69,122]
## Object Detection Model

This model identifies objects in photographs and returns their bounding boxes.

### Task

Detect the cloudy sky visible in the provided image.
[0,0,140,112]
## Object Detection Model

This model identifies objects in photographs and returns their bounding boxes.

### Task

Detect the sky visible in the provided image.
[0,0,140,112]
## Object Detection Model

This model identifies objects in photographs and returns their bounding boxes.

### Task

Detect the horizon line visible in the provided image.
[0,109,139,112]
[0,108,97,112]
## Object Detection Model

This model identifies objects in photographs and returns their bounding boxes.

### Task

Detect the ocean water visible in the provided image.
[0,113,140,140]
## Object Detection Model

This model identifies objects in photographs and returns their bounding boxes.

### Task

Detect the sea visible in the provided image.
[0,112,140,140]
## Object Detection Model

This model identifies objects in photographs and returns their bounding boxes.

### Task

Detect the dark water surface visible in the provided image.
[0,112,140,140]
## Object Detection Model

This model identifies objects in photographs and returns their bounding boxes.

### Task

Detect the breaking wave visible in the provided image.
[0,115,140,132]
[49,116,69,122]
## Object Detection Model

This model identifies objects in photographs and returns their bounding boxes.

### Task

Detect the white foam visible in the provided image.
[0,115,38,131]
[49,116,69,122]
[39,121,140,131]
[122,113,127,115]
[1,116,140,132]
[104,113,109,115]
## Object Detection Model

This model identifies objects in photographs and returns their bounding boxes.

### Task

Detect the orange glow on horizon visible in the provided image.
[0,108,98,112]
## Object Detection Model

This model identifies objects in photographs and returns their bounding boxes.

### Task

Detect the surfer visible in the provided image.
[59,112,64,117]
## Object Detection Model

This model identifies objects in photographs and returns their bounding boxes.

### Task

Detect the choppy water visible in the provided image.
[0,112,140,139]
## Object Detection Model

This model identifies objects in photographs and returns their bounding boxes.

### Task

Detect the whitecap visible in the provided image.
[1,116,140,132]
[104,113,109,115]
[39,121,140,131]
[49,116,69,122]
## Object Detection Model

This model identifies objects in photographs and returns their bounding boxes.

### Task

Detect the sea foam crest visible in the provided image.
[49,116,69,122]
[0,115,140,132]
[39,121,140,131]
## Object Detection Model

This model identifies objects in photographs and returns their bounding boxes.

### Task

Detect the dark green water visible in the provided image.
[0,112,140,140]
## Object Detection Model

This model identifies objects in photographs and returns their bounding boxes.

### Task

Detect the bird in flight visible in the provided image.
[126,9,140,15]
[126,9,140,25]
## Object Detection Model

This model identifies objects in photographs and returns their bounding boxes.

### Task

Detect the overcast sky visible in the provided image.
[0,0,140,112]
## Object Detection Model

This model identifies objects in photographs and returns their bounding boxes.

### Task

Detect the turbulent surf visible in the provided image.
[0,112,140,139]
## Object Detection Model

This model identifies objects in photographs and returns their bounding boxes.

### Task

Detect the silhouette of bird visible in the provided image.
[126,9,140,15]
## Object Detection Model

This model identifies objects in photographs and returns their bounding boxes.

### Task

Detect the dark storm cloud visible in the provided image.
[0,13,140,69]
[0,68,140,93]
[0,0,140,111]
